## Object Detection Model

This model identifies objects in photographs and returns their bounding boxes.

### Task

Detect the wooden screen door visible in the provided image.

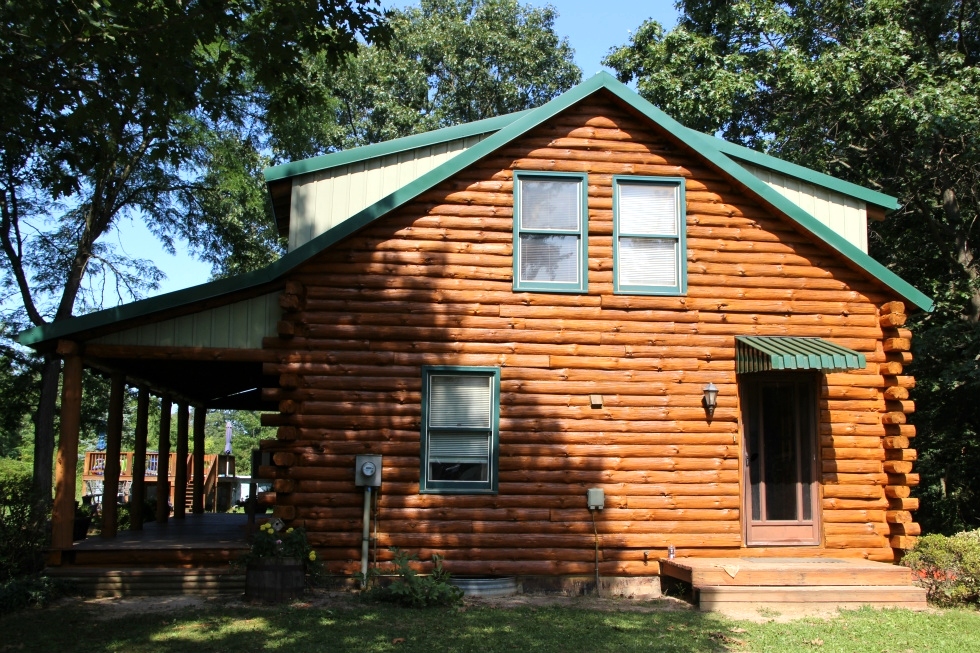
[741,376,820,546]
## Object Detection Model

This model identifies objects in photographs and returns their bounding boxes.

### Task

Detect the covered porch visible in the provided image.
[45,512,251,596]
[26,283,287,565]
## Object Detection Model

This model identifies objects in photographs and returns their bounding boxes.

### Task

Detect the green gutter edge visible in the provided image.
[263,110,531,182]
[18,72,931,347]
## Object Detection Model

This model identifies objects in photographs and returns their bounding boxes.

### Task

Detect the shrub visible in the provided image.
[0,575,64,616]
[0,459,46,582]
[902,529,980,606]
[367,547,463,608]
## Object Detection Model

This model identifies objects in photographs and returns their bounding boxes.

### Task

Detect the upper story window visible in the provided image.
[613,176,687,295]
[420,366,500,494]
[513,172,588,293]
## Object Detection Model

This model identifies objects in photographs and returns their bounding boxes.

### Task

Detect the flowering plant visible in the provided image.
[246,522,317,561]
[239,522,319,573]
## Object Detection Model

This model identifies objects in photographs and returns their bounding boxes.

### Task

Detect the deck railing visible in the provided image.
[82,452,232,481]
[82,451,235,511]
[83,451,184,480]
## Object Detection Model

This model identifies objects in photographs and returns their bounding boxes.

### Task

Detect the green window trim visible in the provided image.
[512,171,589,293]
[420,366,500,494]
[613,176,687,296]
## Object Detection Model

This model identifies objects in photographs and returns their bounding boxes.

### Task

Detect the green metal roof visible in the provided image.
[263,110,531,182]
[17,72,932,348]
[697,132,901,211]
[735,336,866,374]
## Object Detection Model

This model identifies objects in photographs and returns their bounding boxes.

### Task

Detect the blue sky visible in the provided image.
[126,1,681,298]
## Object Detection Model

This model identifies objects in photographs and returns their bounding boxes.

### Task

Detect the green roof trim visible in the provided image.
[700,134,900,210]
[263,110,531,182]
[736,336,866,374]
[18,72,932,348]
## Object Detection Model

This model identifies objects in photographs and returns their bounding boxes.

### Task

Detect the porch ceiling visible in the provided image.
[84,349,277,410]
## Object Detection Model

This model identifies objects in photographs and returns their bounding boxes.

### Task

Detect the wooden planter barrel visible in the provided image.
[245,558,305,603]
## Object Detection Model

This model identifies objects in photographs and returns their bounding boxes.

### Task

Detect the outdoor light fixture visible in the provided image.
[702,382,719,419]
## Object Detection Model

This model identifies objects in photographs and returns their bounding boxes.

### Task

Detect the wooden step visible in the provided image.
[67,547,245,568]
[661,557,914,587]
[47,567,245,598]
[698,585,928,613]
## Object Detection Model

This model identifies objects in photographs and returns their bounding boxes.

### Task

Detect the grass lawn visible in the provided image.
[1,596,978,653]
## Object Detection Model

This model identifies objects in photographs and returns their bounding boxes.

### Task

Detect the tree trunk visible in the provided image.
[943,188,979,322]
[32,354,61,506]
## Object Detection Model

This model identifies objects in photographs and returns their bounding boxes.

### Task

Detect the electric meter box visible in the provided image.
[355,454,382,487]
[587,487,605,510]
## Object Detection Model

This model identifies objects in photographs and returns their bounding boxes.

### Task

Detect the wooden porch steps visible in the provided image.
[46,567,245,597]
[661,557,927,615]
[57,546,246,568]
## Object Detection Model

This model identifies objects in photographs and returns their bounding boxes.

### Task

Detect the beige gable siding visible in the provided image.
[93,292,281,349]
[741,162,869,253]
[288,134,489,250]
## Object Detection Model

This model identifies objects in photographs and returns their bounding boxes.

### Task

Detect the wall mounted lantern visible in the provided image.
[702,382,719,419]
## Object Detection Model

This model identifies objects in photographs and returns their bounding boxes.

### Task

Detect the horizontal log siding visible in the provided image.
[261,95,914,575]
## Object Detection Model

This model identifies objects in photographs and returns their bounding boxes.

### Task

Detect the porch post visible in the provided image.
[101,372,125,538]
[51,341,83,550]
[192,406,206,514]
[129,387,149,531]
[173,402,189,519]
[155,396,172,523]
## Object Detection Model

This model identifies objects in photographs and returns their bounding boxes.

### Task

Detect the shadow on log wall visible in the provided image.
[255,90,916,577]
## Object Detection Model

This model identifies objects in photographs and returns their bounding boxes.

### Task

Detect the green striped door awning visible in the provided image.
[735,336,866,374]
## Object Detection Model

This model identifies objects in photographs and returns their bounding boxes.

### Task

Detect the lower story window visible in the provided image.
[420,366,500,494]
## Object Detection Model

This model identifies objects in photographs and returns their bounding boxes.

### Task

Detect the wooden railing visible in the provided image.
[82,451,234,511]
[83,451,182,480]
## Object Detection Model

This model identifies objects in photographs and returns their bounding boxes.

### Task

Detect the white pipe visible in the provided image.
[224,421,233,454]
[360,486,372,587]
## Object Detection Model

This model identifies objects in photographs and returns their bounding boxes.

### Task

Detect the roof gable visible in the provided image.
[18,72,932,347]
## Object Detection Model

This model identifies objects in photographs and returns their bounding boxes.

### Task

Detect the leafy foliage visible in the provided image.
[0,575,64,616]
[0,342,38,459]
[606,0,980,532]
[367,547,463,608]
[903,529,980,606]
[298,0,582,151]
[0,459,45,582]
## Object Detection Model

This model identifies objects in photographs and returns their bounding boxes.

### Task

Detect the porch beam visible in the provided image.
[85,343,277,362]
[101,372,125,538]
[155,396,172,523]
[192,406,206,514]
[79,357,211,408]
[130,387,150,531]
[51,341,83,550]
[174,402,189,519]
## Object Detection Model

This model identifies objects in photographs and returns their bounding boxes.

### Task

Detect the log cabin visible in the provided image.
[20,73,933,594]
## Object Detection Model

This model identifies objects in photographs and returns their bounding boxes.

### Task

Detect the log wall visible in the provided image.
[260,92,917,576]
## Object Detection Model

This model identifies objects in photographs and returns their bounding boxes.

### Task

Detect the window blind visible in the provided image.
[428,375,492,428]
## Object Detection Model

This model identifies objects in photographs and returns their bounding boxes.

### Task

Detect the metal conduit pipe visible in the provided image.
[361,486,372,588]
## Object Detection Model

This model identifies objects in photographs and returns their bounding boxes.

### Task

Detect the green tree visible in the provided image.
[606,0,980,533]
[0,1,388,502]
[309,0,582,150]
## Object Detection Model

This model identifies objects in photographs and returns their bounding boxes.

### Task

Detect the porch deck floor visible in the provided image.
[72,513,251,551]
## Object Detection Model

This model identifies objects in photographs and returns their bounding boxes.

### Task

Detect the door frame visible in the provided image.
[740,373,822,547]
